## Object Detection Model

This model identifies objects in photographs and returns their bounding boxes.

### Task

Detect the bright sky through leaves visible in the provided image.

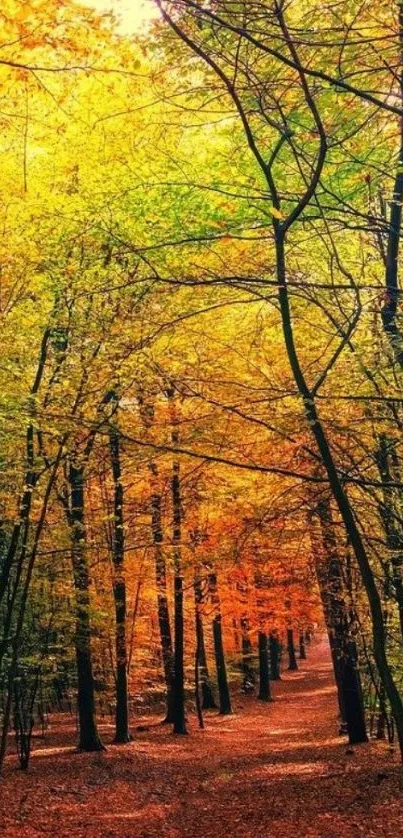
[86,0,158,32]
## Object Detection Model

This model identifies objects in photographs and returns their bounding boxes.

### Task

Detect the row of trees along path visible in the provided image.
[1,636,402,837]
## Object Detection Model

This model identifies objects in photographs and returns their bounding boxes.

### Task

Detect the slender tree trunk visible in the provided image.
[139,392,175,722]
[0,329,50,606]
[377,683,387,740]
[380,3,403,368]
[0,332,57,673]
[258,632,272,701]
[240,615,255,691]
[269,632,281,680]
[299,633,307,660]
[169,387,187,735]
[194,567,217,709]
[209,569,232,715]
[0,445,65,773]
[287,629,298,671]
[149,463,175,723]
[194,613,204,730]
[109,404,131,743]
[212,616,232,715]
[69,463,104,752]
[375,434,403,640]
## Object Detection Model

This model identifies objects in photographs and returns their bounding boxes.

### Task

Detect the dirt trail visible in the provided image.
[1,637,402,837]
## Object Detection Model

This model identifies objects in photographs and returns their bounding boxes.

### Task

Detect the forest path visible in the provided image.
[1,636,402,837]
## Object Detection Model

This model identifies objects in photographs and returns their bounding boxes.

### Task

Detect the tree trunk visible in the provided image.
[194,568,217,710]
[310,502,347,728]
[240,615,255,692]
[209,569,232,715]
[0,328,50,607]
[376,684,387,740]
[299,633,307,660]
[375,434,403,640]
[269,632,281,680]
[212,616,232,715]
[69,463,104,752]
[287,629,298,671]
[313,498,367,743]
[149,462,175,723]
[169,389,187,735]
[258,632,272,701]
[194,614,204,730]
[275,232,402,752]
[109,406,131,744]
[340,639,368,745]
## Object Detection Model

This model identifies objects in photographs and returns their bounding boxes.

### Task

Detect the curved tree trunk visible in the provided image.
[275,232,402,753]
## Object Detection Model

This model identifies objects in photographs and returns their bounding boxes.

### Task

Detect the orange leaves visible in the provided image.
[0,0,116,78]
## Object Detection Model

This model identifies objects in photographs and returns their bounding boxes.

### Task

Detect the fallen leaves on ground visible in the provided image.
[1,639,402,837]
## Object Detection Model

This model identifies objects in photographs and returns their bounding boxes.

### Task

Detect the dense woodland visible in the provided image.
[2,0,403,832]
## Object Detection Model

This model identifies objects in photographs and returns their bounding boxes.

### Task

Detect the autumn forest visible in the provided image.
[1,0,403,835]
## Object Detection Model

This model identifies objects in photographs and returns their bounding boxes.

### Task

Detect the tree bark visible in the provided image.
[149,462,175,724]
[380,2,403,367]
[109,405,131,743]
[275,231,403,755]
[269,632,281,680]
[194,613,204,729]
[258,632,272,701]
[313,497,367,744]
[341,639,368,745]
[240,615,255,691]
[69,463,104,752]
[375,434,403,640]
[209,569,232,715]
[194,567,217,709]
[169,387,187,735]
[0,328,50,606]
[287,629,298,671]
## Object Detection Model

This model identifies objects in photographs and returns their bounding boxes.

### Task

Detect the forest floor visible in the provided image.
[1,638,403,837]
